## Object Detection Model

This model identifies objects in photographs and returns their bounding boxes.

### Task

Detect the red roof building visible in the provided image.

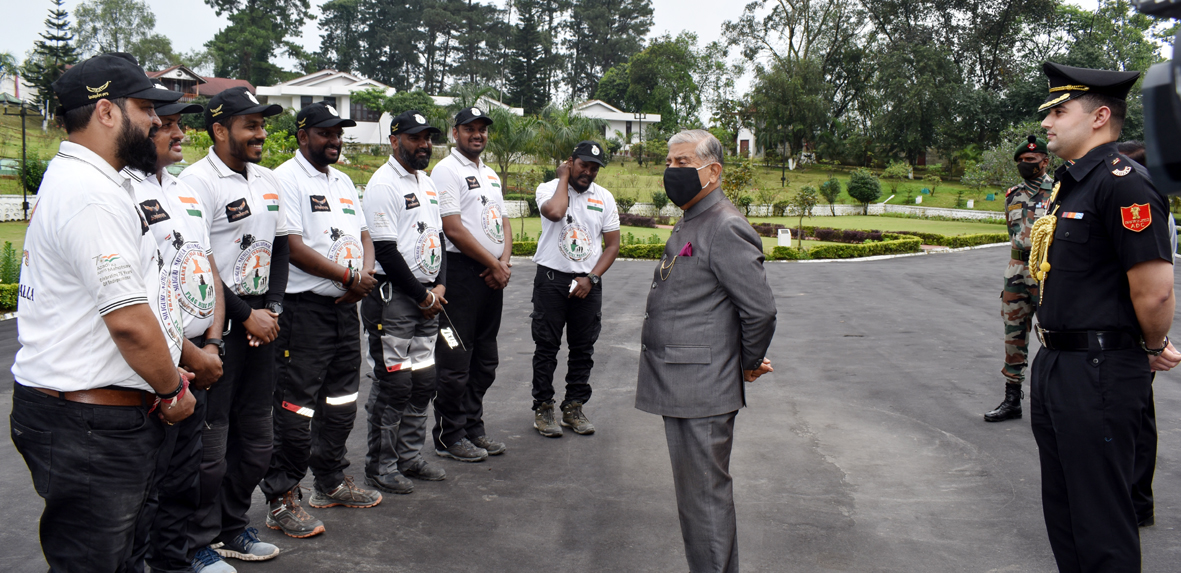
[147,65,254,100]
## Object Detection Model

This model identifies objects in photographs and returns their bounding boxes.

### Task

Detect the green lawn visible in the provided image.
[0,221,29,252]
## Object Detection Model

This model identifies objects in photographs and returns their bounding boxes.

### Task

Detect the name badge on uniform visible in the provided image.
[465,176,481,190]
[225,198,252,222]
[405,193,421,210]
[310,195,331,212]
[139,199,171,225]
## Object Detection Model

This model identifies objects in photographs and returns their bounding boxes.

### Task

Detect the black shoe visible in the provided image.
[1138,514,1155,527]
[984,384,1023,422]
[401,459,447,481]
[470,435,507,455]
[435,438,488,462]
[365,472,414,494]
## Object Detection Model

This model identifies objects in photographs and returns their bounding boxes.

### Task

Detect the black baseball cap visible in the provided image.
[390,110,441,136]
[152,82,202,116]
[296,101,357,131]
[454,106,493,127]
[204,86,282,127]
[1038,62,1141,113]
[52,52,181,113]
[572,140,607,167]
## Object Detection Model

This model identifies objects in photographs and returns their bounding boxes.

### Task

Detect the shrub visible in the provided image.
[0,283,17,310]
[0,242,18,284]
[18,152,47,195]
[814,228,835,241]
[721,156,756,206]
[819,176,842,216]
[769,246,810,260]
[737,195,754,215]
[881,160,911,196]
[617,197,636,214]
[512,241,538,256]
[772,200,789,217]
[808,237,922,259]
[923,173,942,197]
[618,244,664,259]
[846,168,882,214]
[650,190,670,213]
[620,213,657,228]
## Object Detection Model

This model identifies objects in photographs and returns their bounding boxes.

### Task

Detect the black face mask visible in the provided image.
[1017,162,1043,180]
[663,164,714,207]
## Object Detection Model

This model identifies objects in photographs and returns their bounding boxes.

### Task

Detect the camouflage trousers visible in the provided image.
[1001,259,1038,385]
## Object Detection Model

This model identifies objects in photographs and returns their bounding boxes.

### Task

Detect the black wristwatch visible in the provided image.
[1141,335,1169,356]
[266,302,284,316]
[587,273,600,285]
[204,338,225,358]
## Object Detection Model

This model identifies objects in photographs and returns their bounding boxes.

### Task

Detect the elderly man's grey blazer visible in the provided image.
[635,189,777,418]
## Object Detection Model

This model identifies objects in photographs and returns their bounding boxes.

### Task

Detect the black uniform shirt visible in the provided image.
[1037,142,1173,334]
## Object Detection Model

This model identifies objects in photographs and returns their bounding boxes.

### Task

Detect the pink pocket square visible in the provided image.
[678,242,693,257]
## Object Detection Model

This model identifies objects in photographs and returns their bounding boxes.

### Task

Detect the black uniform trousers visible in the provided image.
[1133,388,1157,524]
[432,252,503,450]
[191,295,275,549]
[10,382,164,573]
[530,265,603,409]
[1031,343,1153,573]
[261,292,362,498]
[127,385,207,573]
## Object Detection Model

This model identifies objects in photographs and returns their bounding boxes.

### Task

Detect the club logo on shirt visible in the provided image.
[464,176,481,190]
[234,234,272,296]
[414,226,443,276]
[139,199,171,225]
[559,222,593,262]
[479,196,503,244]
[310,195,331,212]
[170,237,216,319]
[327,227,363,290]
[226,198,252,222]
[1120,203,1152,232]
[373,211,391,229]
[405,193,421,210]
[95,253,133,287]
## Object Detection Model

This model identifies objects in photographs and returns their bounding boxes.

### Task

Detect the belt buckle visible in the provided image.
[1035,324,1047,347]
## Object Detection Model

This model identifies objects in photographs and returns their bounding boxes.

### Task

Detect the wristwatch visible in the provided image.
[1141,335,1169,356]
[204,338,225,359]
[587,273,600,285]
[266,302,284,316]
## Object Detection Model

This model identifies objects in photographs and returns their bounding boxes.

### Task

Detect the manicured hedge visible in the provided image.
[768,247,810,261]
[890,230,1006,247]
[807,237,922,259]
[618,244,664,259]
[619,213,658,228]
[512,242,537,256]
[0,283,17,310]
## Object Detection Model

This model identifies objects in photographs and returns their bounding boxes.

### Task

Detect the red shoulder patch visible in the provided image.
[1005,185,1020,197]
[1120,204,1151,232]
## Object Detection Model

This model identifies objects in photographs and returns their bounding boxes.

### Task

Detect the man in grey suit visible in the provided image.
[636,129,777,573]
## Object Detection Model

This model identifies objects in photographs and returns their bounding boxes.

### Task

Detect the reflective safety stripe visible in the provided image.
[411,357,436,370]
[326,392,359,405]
[282,401,314,417]
[386,360,411,373]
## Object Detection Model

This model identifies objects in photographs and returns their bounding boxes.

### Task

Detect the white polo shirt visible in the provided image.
[179,150,288,297]
[13,142,181,392]
[274,150,367,296]
[363,156,444,283]
[129,168,218,339]
[533,179,620,274]
[432,147,506,258]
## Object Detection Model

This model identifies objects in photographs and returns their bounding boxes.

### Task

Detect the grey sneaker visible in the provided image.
[535,402,563,437]
[435,438,489,462]
[365,471,414,494]
[309,476,383,508]
[561,402,595,435]
[470,434,507,455]
[266,489,325,539]
[192,546,236,573]
[401,459,447,481]
[215,527,280,561]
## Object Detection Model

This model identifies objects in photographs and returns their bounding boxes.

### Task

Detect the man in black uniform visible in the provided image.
[1031,62,1181,572]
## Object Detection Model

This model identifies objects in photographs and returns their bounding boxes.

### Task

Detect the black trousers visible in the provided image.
[261,292,362,498]
[432,252,503,450]
[1031,344,1153,573]
[127,387,207,573]
[1133,387,1157,524]
[10,382,164,573]
[530,265,603,409]
[191,296,275,548]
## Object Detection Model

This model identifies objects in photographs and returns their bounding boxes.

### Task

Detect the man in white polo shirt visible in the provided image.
[430,106,512,462]
[179,86,292,558]
[10,52,195,572]
[361,110,450,494]
[531,141,620,437]
[261,101,382,536]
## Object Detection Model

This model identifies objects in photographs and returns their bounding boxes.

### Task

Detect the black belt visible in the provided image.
[188,335,206,348]
[1012,248,1030,262]
[1035,327,1138,351]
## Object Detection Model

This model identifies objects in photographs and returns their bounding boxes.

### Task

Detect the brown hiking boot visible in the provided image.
[561,402,595,435]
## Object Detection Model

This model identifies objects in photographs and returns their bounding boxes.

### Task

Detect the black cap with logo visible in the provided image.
[296,101,357,131]
[52,53,181,113]
[572,140,607,167]
[152,82,203,116]
[390,110,441,136]
[454,106,493,127]
[1038,62,1141,113]
[204,86,282,128]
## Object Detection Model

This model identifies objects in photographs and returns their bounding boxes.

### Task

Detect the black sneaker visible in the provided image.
[214,526,280,561]
[365,472,414,494]
[435,438,488,462]
[470,434,507,455]
[401,459,447,481]
[309,476,383,508]
[266,489,325,539]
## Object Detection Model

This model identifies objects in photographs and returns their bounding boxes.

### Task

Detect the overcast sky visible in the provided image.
[2,0,1129,81]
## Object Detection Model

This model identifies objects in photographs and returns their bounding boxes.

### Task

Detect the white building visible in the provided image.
[572,100,660,149]
[737,127,758,157]
[0,75,37,105]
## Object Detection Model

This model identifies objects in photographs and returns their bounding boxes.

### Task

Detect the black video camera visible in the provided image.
[1135,0,1181,194]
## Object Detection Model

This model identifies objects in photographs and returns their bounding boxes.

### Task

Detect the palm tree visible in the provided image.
[484,106,537,191]
[533,104,607,167]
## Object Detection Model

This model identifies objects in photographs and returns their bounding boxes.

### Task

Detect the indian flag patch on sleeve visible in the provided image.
[339,197,355,215]
[587,197,604,212]
[179,196,202,217]
[263,192,279,211]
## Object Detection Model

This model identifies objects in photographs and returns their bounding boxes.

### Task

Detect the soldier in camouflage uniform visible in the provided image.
[985,135,1052,422]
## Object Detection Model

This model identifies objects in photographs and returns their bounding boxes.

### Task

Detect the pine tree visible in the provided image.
[23,0,79,115]
[566,0,652,101]
[507,0,545,113]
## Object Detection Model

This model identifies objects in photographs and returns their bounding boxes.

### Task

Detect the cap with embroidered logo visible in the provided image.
[52,52,181,113]
[1038,62,1141,113]
[454,106,494,127]
[296,101,357,131]
[390,110,441,136]
[572,140,607,167]
[151,81,202,116]
[1014,135,1048,160]
[204,86,282,128]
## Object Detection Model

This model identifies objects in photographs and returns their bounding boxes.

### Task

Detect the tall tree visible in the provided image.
[73,0,156,56]
[507,0,546,113]
[619,33,701,132]
[22,0,79,115]
[565,0,652,101]
[357,0,422,90]
[202,0,312,85]
[318,0,364,74]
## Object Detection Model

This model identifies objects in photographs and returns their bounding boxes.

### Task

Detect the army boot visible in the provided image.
[561,401,595,435]
[984,383,1023,422]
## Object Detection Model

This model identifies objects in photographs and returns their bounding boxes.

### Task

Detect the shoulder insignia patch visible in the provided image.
[1112,166,1132,177]
[1120,203,1151,232]
[1006,185,1020,197]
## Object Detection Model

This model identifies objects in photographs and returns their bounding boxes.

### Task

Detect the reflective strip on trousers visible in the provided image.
[326,392,359,406]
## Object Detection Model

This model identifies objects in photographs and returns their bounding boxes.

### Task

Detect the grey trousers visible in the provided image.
[663,411,739,573]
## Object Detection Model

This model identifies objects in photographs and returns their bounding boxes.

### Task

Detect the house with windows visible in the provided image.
[146,65,254,101]
[572,100,660,150]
